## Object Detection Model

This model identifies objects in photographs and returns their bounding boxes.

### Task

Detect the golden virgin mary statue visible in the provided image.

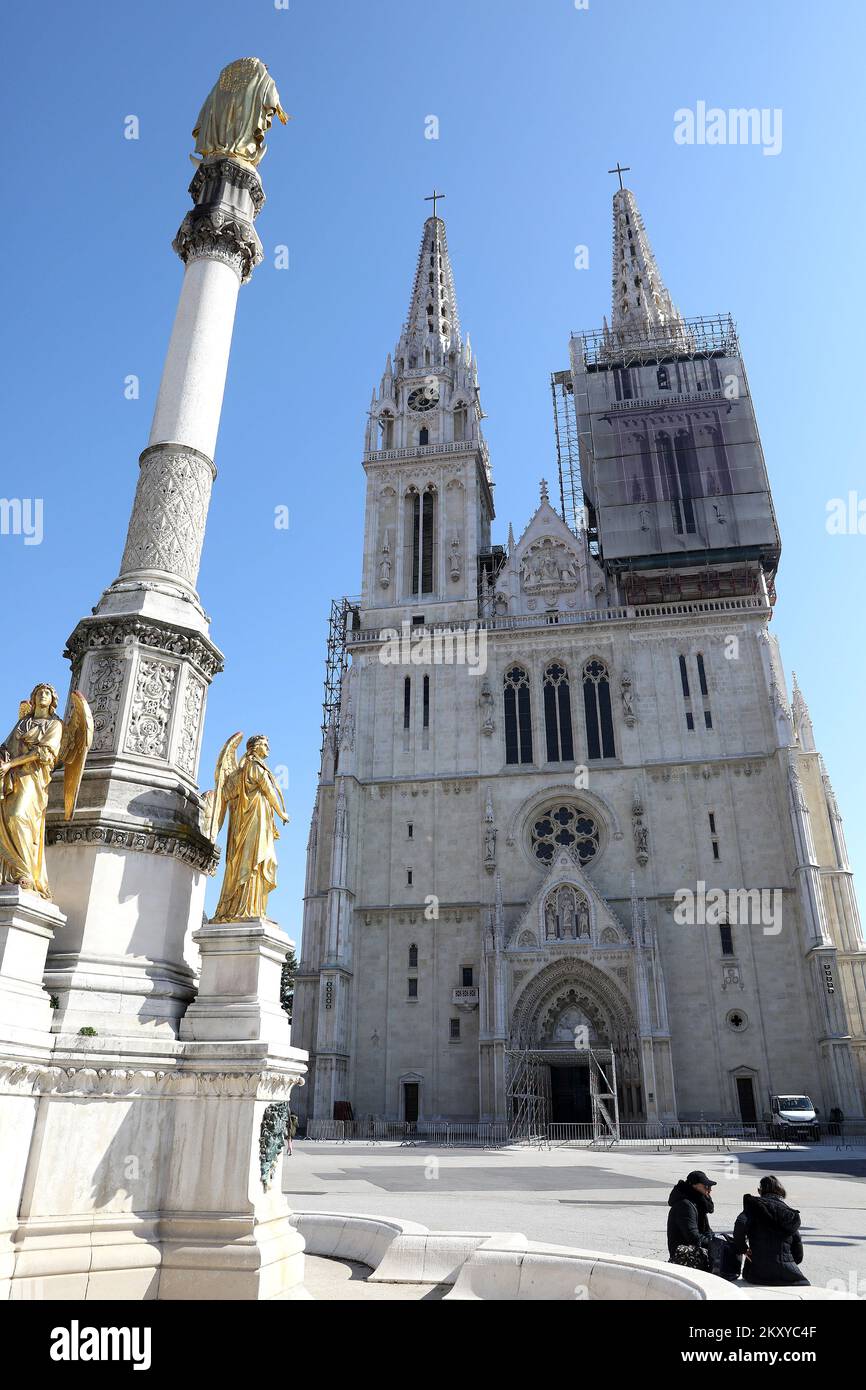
[192,57,289,167]
[0,684,93,899]
[208,732,289,923]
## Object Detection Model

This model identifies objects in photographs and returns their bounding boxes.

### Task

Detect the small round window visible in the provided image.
[530,804,600,866]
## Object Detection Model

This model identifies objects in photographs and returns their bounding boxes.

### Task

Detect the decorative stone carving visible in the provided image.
[632,786,649,866]
[378,529,392,587]
[173,205,264,283]
[259,1102,291,1189]
[125,659,178,759]
[479,679,495,736]
[188,156,265,215]
[722,964,744,991]
[0,1062,301,1099]
[483,790,497,874]
[66,615,223,682]
[577,897,591,939]
[176,674,205,776]
[519,536,579,598]
[449,532,462,581]
[85,654,125,753]
[118,444,216,593]
[620,669,636,726]
[47,819,220,876]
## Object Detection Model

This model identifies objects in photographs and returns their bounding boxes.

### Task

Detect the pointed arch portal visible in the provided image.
[508,958,644,1131]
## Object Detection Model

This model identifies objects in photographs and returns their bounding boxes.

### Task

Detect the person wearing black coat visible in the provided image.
[667,1170,716,1261]
[733,1176,809,1286]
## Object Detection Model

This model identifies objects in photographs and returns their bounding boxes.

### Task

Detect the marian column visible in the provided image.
[45,58,287,1037]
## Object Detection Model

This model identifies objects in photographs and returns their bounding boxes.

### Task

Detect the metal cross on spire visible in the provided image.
[425,188,446,220]
[607,162,631,191]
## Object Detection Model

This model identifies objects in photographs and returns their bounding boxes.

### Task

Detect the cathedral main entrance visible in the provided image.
[550,1062,591,1124]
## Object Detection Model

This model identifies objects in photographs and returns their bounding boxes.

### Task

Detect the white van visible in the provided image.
[770,1095,820,1140]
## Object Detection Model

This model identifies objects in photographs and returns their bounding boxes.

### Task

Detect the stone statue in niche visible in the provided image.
[483,790,496,872]
[543,553,560,583]
[559,888,575,939]
[576,898,590,939]
[544,900,557,940]
[620,670,636,726]
[378,529,391,588]
[450,533,462,581]
[479,680,495,736]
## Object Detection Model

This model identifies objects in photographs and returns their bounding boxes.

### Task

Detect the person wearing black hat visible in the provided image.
[732,1176,809,1286]
[667,1170,717,1268]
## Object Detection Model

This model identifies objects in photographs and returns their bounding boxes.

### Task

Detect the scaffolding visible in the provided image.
[572,312,739,371]
[320,596,355,758]
[550,369,583,537]
[506,1045,620,1143]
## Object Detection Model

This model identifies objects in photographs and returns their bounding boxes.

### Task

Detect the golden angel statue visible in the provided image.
[208,732,289,923]
[0,683,93,899]
[192,57,289,167]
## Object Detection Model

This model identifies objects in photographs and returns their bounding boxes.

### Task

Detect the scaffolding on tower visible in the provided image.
[320,596,357,759]
[551,369,583,538]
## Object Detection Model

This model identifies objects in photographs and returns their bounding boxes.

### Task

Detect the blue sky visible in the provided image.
[1,0,864,932]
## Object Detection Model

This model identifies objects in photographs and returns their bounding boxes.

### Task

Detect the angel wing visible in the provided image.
[207,731,243,842]
[58,690,94,820]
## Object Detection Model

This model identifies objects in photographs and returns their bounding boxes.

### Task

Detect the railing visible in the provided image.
[347,594,767,647]
[543,1121,866,1149]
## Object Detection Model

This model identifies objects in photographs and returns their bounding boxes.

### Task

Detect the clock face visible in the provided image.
[408,384,440,412]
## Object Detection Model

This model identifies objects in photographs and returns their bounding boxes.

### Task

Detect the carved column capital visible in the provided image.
[173,155,265,285]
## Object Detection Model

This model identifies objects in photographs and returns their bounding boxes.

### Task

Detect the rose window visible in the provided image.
[530,804,600,866]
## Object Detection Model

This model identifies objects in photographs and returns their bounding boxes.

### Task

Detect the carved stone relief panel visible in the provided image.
[124,658,179,760]
[175,672,206,777]
[84,653,127,754]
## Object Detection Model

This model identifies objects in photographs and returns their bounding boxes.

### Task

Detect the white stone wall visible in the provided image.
[296,597,866,1122]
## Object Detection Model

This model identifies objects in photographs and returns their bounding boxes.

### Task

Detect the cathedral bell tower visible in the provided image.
[360,206,494,628]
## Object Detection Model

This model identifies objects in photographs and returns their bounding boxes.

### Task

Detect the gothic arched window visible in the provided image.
[405,487,437,596]
[543,662,575,763]
[583,659,616,760]
[409,943,418,968]
[504,666,533,765]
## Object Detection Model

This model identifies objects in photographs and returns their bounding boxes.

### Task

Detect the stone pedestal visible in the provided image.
[6,1036,308,1301]
[181,919,294,1046]
[0,887,64,1049]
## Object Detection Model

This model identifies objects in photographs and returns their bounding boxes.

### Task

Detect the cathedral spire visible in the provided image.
[401,214,463,356]
[608,184,687,349]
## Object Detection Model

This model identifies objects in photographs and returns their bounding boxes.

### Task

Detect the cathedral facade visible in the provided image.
[292,187,866,1128]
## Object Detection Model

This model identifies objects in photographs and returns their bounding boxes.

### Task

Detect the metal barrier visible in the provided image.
[303,1119,509,1147]
[303,1118,866,1148]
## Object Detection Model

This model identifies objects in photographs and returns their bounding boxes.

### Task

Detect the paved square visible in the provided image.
[283,1142,866,1293]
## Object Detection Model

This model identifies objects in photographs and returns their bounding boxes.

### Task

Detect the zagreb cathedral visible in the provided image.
[292,183,866,1130]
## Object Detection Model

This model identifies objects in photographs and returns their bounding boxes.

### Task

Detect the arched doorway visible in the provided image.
[509,959,644,1127]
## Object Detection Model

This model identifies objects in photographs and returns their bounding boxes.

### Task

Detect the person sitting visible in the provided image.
[667,1170,716,1268]
[733,1175,809,1286]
